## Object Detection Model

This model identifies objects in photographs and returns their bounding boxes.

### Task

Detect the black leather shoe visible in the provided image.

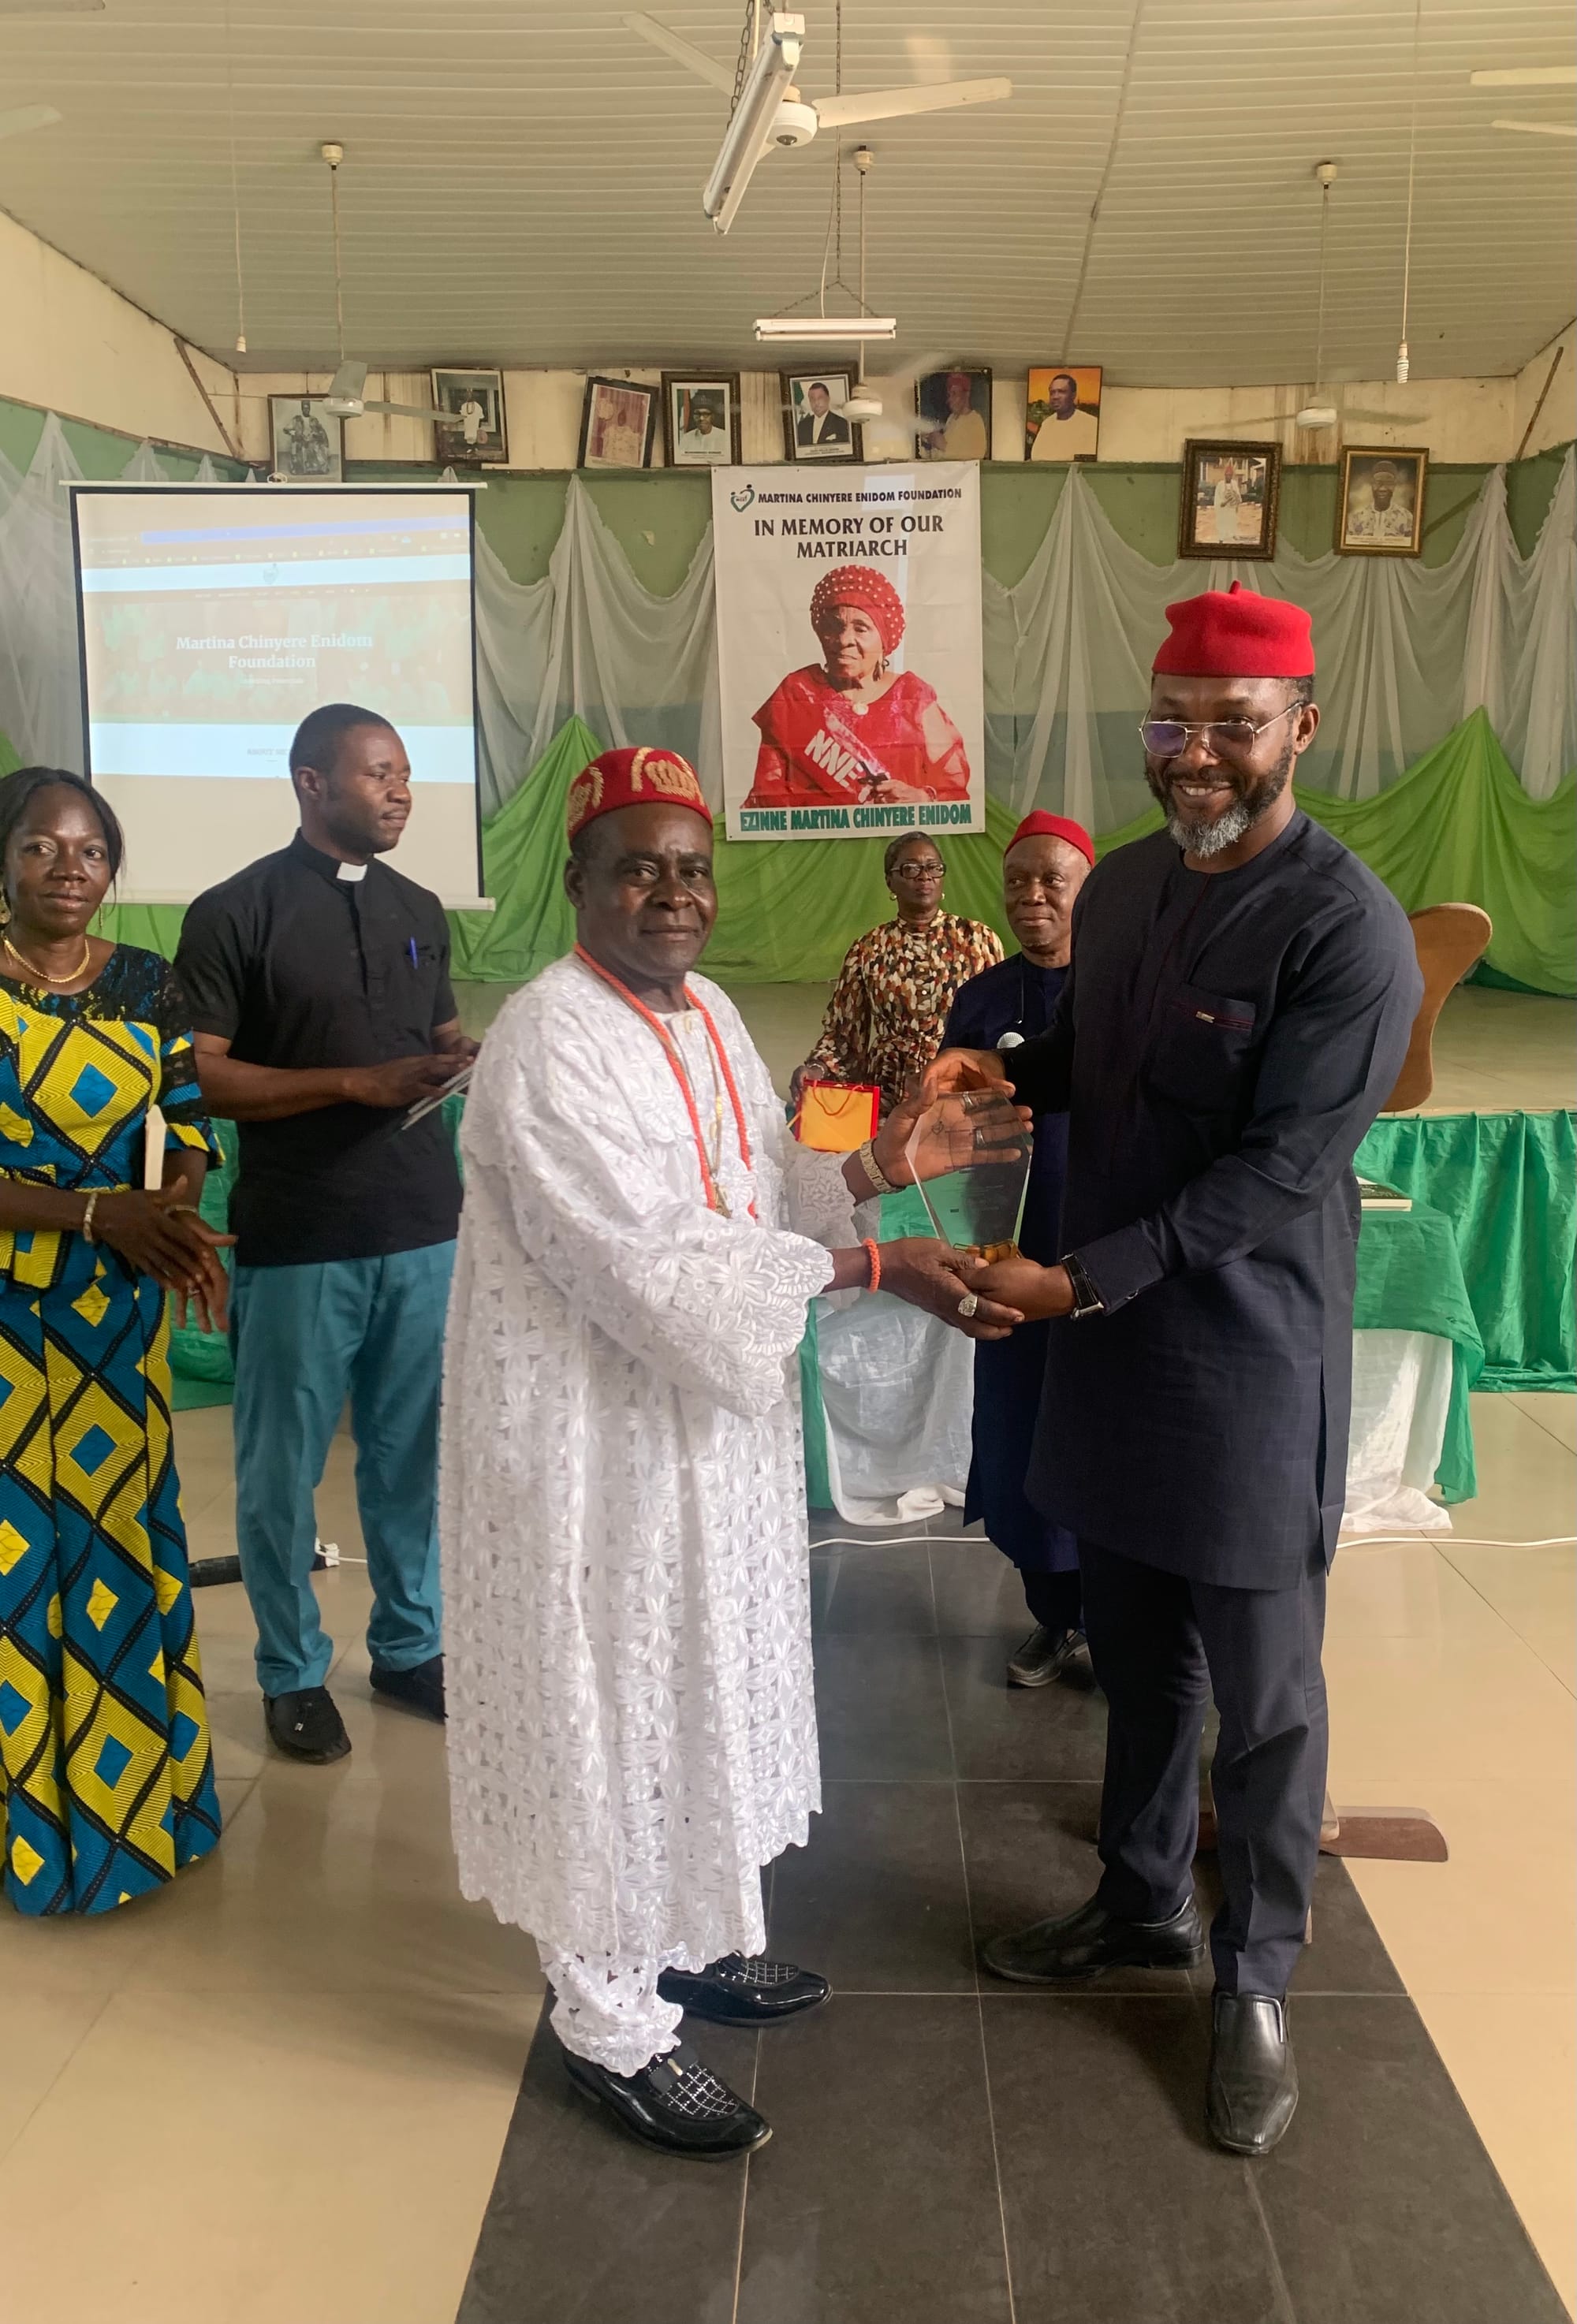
[562,2040,771,2159]
[1206,1992,1299,2155]
[264,1686,351,1763]
[657,1953,831,2024]
[981,1891,1205,1983]
[369,1654,446,1722]
[1006,1625,1095,1689]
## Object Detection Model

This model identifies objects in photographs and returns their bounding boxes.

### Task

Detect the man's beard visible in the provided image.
[1148,739,1296,858]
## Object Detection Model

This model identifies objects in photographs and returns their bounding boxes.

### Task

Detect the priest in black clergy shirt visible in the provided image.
[932,584,1420,2158]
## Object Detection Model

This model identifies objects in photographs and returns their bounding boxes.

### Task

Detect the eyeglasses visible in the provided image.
[1139,702,1303,760]
[892,860,945,881]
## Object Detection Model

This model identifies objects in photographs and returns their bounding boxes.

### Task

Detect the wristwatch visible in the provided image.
[857,1136,898,1196]
[1061,1251,1105,1320]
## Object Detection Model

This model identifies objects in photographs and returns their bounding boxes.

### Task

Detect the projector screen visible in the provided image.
[71,485,486,907]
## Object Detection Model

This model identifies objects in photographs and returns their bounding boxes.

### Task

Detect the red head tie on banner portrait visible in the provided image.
[565,746,713,844]
[1152,581,1315,678]
[808,565,906,657]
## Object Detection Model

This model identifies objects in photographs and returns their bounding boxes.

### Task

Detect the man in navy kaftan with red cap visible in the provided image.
[933,584,1422,2155]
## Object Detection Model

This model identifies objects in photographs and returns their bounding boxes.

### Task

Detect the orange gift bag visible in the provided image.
[795,1081,880,1153]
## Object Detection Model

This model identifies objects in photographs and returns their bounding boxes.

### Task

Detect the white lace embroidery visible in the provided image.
[442,959,854,2002]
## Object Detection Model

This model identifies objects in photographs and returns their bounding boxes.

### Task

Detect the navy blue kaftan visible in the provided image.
[941,955,1079,1579]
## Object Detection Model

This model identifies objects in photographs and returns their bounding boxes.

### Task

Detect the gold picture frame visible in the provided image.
[1337,446,1428,556]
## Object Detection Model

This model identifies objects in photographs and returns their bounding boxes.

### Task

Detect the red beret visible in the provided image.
[565,746,712,844]
[1006,810,1094,867]
[809,564,906,656]
[1153,580,1314,678]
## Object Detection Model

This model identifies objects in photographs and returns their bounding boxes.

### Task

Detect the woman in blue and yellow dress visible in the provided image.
[0,766,232,1915]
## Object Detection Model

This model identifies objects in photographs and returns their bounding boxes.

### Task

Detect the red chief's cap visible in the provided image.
[565,747,712,844]
[1006,810,1095,867]
[1152,580,1315,678]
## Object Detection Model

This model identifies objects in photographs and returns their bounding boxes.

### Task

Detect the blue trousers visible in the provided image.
[230,1243,453,1697]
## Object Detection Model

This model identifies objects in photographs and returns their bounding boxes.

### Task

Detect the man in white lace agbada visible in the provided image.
[440,746,1023,2158]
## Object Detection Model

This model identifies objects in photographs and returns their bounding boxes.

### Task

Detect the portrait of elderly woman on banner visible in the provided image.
[744,564,971,811]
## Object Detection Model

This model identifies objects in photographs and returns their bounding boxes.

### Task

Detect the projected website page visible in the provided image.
[73,487,485,904]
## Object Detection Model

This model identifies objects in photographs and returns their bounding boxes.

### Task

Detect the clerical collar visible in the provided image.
[289,831,374,886]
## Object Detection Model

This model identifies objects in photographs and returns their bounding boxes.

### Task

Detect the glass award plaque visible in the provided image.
[903,1091,1032,1261]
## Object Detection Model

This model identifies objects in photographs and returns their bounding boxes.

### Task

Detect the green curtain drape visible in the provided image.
[1091,709,1574,997]
[446,705,1574,992]
[1355,1109,1576,1392]
[97,706,1573,997]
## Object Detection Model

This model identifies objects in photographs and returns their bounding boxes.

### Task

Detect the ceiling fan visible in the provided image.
[1217,162,1426,439]
[316,143,444,422]
[1471,63,1577,137]
[625,6,1010,233]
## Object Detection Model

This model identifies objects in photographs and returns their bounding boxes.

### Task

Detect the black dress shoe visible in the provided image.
[1006,1625,1095,1689]
[369,1653,446,1722]
[562,2040,771,2159]
[981,1891,1205,1983]
[264,1686,351,1763]
[657,1953,831,2024]
[1206,1992,1299,2155]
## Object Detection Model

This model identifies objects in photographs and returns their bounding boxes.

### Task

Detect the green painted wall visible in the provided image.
[1,388,1567,585]
[0,395,248,482]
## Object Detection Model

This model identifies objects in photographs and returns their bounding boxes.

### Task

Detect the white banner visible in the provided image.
[713,464,985,842]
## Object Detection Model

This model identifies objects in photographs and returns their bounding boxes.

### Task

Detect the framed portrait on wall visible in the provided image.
[662,374,741,465]
[1025,365,1102,462]
[579,377,657,469]
[781,371,862,462]
[1179,439,1281,559]
[269,396,343,481]
[1337,447,1428,554]
[915,367,991,461]
[431,368,508,465]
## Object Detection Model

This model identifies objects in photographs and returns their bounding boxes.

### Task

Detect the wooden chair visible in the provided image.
[1380,903,1493,1112]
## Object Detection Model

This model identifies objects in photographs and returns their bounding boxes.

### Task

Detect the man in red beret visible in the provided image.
[440,747,1023,2160]
[941,811,1096,1686]
[930,584,1422,2155]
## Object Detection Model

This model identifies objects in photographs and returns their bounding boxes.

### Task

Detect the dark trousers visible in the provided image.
[1022,1566,1083,1634]
[1079,1538,1329,1998]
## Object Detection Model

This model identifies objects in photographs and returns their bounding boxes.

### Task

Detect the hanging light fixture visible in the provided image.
[1396,0,1424,384]
[224,2,247,352]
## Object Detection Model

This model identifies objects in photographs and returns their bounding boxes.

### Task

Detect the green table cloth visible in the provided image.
[802,1185,1484,1510]
[1355,1109,1575,1393]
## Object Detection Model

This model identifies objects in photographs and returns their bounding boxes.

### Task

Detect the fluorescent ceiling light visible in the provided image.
[1491,115,1577,136]
[754,316,897,342]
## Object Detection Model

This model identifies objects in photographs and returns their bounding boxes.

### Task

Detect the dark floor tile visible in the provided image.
[1188,1851,1407,1997]
[813,1632,953,1778]
[739,1997,1012,2324]
[941,1630,1110,1779]
[928,1538,1039,1634]
[770,1779,975,1993]
[982,1994,1289,2324]
[961,1781,1213,1998]
[811,1543,935,1633]
[1254,1996,1568,2324]
[458,2013,757,2324]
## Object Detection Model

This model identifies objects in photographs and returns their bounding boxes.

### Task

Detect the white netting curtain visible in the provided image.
[982,449,1576,829]
[2,419,1571,820]
[0,421,226,776]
